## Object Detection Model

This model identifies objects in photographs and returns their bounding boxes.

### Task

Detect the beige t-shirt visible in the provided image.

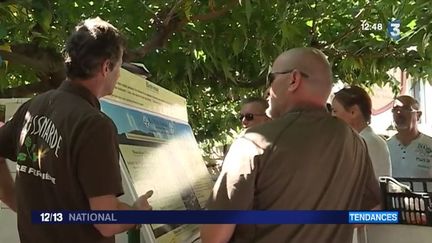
[207,108,381,243]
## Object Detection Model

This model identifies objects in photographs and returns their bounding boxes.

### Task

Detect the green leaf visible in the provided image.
[0,26,7,39]
[232,37,242,55]
[39,9,52,33]
[25,137,32,148]
[32,152,38,162]
[407,19,416,30]
[17,152,27,161]
[419,32,431,57]
[245,0,252,23]
[185,60,193,83]
[183,0,193,21]
[221,59,233,80]
[3,0,432,160]
[280,23,290,46]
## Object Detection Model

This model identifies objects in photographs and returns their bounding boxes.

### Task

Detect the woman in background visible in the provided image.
[332,86,392,178]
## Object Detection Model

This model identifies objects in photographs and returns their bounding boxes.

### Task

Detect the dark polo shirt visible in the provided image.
[207,108,381,243]
[0,81,123,243]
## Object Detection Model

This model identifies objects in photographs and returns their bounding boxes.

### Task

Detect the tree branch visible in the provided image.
[125,0,240,62]
[232,78,265,88]
[164,0,185,25]
[309,0,319,47]
[208,96,240,108]
[0,50,48,73]
[2,0,241,93]
[328,46,402,59]
[190,0,239,22]
[125,7,184,61]
[0,44,66,88]
[0,81,51,98]
[324,5,372,48]
[326,25,361,48]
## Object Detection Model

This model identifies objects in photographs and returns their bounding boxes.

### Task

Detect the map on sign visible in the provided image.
[101,69,214,243]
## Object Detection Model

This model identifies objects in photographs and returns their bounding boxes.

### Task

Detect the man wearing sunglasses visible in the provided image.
[239,97,271,129]
[387,95,432,178]
[201,47,380,243]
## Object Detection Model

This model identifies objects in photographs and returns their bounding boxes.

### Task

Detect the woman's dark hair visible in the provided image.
[64,17,125,80]
[334,86,372,123]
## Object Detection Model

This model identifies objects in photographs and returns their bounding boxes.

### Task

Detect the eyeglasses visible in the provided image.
[239,113,266,121]
[391,106,418,114]
[266,69,309,87]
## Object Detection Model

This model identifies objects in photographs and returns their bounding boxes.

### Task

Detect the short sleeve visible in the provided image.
[74,114,123,198]
[206,136,262,210]
[0,101,30,160]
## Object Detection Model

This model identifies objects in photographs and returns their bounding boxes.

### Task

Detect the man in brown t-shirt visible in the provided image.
[200,47,381,243]
[0,18,152,243]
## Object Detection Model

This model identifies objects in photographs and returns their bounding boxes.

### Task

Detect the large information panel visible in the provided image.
[102,69,214,243]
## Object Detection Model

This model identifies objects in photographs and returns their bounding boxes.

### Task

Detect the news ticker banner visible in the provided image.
[32,211,399,224]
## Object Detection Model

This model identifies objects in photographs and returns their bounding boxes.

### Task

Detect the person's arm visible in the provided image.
[360,138,383,210]
[362,162,383,210]
[352,140,382,230]
[74,116,154,237]
[90,192,152,237]
[0,157,16,212]
[383,144,392,177]
[200,135,263,242]
[200,224,235,243]
[0,106,29,212]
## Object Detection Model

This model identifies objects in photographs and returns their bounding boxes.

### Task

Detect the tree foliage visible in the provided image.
[1,0,432,154]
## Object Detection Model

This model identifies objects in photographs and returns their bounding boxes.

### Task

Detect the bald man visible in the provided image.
[387,95,432,178]
[200,48,381,243]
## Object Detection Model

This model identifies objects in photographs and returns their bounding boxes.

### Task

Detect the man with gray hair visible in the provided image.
[0,18,152,243]
[387,95,432,178]
[200,47,381,243]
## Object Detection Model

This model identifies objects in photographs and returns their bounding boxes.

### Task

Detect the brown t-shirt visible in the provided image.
[0,81,123,243]
[207,108,381,243]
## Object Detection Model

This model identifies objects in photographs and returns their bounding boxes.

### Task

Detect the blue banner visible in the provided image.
[348,211,398,224]
[32,210,399,224]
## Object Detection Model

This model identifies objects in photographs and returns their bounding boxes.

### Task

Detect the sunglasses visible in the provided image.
[391,106,418,114]
[239,113,266,121]
[266,69,309,87]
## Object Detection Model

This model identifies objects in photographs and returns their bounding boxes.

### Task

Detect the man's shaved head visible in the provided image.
[395,95,420,111]
[273,48,332,96]
[266,47,333,118]
[274,48,332,80]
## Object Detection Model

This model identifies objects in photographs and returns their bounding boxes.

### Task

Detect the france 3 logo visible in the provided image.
[387,20,401,41]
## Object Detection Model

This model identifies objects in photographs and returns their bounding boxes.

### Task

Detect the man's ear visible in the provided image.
[417,111,422,121]
[350,105,361,118]
[287,70,302,92]
[101,59,111,77]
